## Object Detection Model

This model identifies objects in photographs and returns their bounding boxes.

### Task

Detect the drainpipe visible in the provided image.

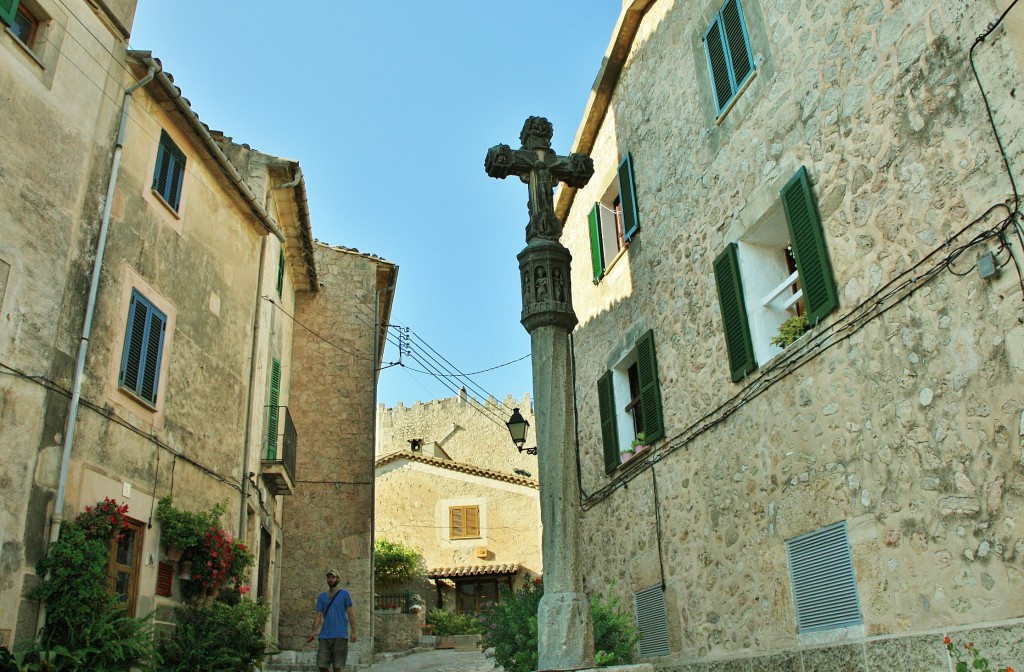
[43,60,160,634]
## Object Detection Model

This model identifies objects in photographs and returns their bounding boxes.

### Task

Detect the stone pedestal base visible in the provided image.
[536,665,654,672]
[538,592,595,671]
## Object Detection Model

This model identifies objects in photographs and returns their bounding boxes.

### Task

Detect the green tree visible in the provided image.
[373,538,424,588]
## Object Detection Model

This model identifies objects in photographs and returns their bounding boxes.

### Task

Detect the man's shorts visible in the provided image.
[317,637,349,669]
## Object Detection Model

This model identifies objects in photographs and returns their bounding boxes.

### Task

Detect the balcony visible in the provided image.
[261,407,296,496]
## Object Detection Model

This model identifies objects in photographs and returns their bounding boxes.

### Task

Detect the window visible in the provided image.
[704,0,755,116]
[786,521,862,634]
[109,519,144,616]
[7,3,38,48]
[456,578,502,614]
[266,358,281,458]
[598,330,664,473]
[118,290,167,406]
[449,505,480,540]
[152,130,186,212]
[276,249,285,297]
[589,154,640,282]
[714,166,838,381]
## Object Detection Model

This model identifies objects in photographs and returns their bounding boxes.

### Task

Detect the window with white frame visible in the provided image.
[598,330,664,473]
[714,167,838,381]
[588,154,640,282]
[118,289,167,406]
[704,0,755,116]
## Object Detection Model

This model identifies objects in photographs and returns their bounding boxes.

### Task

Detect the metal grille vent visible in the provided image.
[633,584,670,658]
[786,520,862,633]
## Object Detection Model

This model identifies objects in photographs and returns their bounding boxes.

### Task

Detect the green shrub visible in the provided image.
[373,538,424,587]
[479,577,640,672]
[770,313,809,348]
[155,497,226,551]
[425,609,485,636]
[159,600,274,672]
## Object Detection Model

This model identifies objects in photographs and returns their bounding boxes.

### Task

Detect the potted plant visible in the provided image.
[619,448,635,463]
[771,313,809,348]
[631,432,651,453]
[155,497,226,562]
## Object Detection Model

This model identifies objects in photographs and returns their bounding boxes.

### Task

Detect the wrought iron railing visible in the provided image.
[265,406,297,486]
[374,591,413,613]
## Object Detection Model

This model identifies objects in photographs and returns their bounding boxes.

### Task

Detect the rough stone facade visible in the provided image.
[375,396,542,612]
[279,243,397,661]
[558,0,1024,668]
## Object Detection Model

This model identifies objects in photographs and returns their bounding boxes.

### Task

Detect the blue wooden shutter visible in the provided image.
[119,291,166,405]
[276,250,285,296]
[704,18,733,113]
[714,243,756,382]
[635,330,664,442]
[618,154,640,242]
[588,203,604,283]
[597,371,618,473]
[786,521,862,633]
[722,0,753,88]
[0,0,19,27]
[153,131,186,210]
[782,167,838,325]
[266,359,281,459]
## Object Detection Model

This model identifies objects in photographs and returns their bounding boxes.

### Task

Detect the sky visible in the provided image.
[129,2,621,409]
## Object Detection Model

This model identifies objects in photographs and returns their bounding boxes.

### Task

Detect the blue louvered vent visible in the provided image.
[633,584,670,658]
[786,521,862,633]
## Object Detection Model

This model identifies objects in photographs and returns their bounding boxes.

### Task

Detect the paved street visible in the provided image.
[367,649,499,672]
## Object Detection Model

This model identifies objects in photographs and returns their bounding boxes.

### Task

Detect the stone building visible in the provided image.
[375,395,541,612]
[555,0,1024,668]
[0,1,395,653]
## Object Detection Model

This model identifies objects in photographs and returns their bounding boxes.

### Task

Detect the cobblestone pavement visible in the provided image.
[367,649,499,672]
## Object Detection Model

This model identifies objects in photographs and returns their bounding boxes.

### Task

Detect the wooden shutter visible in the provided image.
[704,19,733,112]
[167,146,185,209]
[0,0,19,27]
[722,0,753,87]
[266,359,281,459]
[153,131,186,210]
[786,521,862,633]
[276,249,285,296]
[464,506,480,537]
[152,133,171,194]
[156,562,173,597]
[634,585,671,658]
[588,203,604,282]
[782,167,838,325]
[714,244,756,382]
[618,154,640,242]
[598,371,619,473]
[119,291,166,405]
[635,330,664,442]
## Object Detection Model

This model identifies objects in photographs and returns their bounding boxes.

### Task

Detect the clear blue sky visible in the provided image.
[129,2,620,408]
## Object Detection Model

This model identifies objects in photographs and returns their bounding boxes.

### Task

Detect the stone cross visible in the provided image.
[485,117,595,671]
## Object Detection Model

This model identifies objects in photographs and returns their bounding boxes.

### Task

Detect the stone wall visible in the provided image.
[280,244,396,656]
[561,0,1024,668]
[373,613,421,653]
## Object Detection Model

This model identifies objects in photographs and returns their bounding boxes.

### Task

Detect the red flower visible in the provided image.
[944,636,951,645]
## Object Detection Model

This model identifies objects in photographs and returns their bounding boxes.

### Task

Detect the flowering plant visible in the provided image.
[945,636,1015,672]
[75,497,130,541]
[183,526,254,600]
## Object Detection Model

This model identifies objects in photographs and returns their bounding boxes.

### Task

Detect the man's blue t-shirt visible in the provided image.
[316,589,353,639]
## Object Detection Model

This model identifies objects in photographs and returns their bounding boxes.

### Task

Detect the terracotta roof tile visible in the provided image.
[427,563,519,578]
[374,451,538,489]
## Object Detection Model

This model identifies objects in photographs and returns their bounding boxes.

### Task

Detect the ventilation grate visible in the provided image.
[786,520,862,633]
[633,584,670,658]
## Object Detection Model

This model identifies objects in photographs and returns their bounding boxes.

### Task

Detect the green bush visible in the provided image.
[159,600,275,672]
[155,497,226,551]
[770,313,809,348]
[373,538,424,587]
[479,577,640,672]
[425,609,485,636]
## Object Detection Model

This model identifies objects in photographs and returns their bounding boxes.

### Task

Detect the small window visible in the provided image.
[714,167,838,381]
[449,505,480,540]
[598,329,664,473]
[266,359,282,458]
[704,0,755,116]
[589,154,640,282]
[109,519,144,616]
[152,130,186,212]
[276,249,285,297]
[9,4,39,48]
[786,521,862,633]
[118,290,167,406]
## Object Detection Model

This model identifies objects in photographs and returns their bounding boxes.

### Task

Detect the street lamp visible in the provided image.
[506,408,536,454]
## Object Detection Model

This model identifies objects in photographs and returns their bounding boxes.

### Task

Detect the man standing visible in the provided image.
[307,569,357,672]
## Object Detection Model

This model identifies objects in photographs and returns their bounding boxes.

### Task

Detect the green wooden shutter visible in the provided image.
[597,371,619,473]
[0,0,19,27]
[704,18,732,112]
[119,293,147,393]
[588,202,604,282]
[714,244,756,382]
[782,167,838,325]
[722,0,753,87]
[635,329,664,442]
[119,291,166,405]
[618,154,640,242]
[266,359,281,459]
[139,308,166,404]
[276,250,285,296]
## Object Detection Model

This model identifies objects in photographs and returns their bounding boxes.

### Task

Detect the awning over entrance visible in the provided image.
[427,563,519,579]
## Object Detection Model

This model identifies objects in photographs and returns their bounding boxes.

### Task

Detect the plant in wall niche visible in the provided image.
[156,496,227,559]
[770,313,809,348]
[183,526,255,601]
[944,636,1016,672]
